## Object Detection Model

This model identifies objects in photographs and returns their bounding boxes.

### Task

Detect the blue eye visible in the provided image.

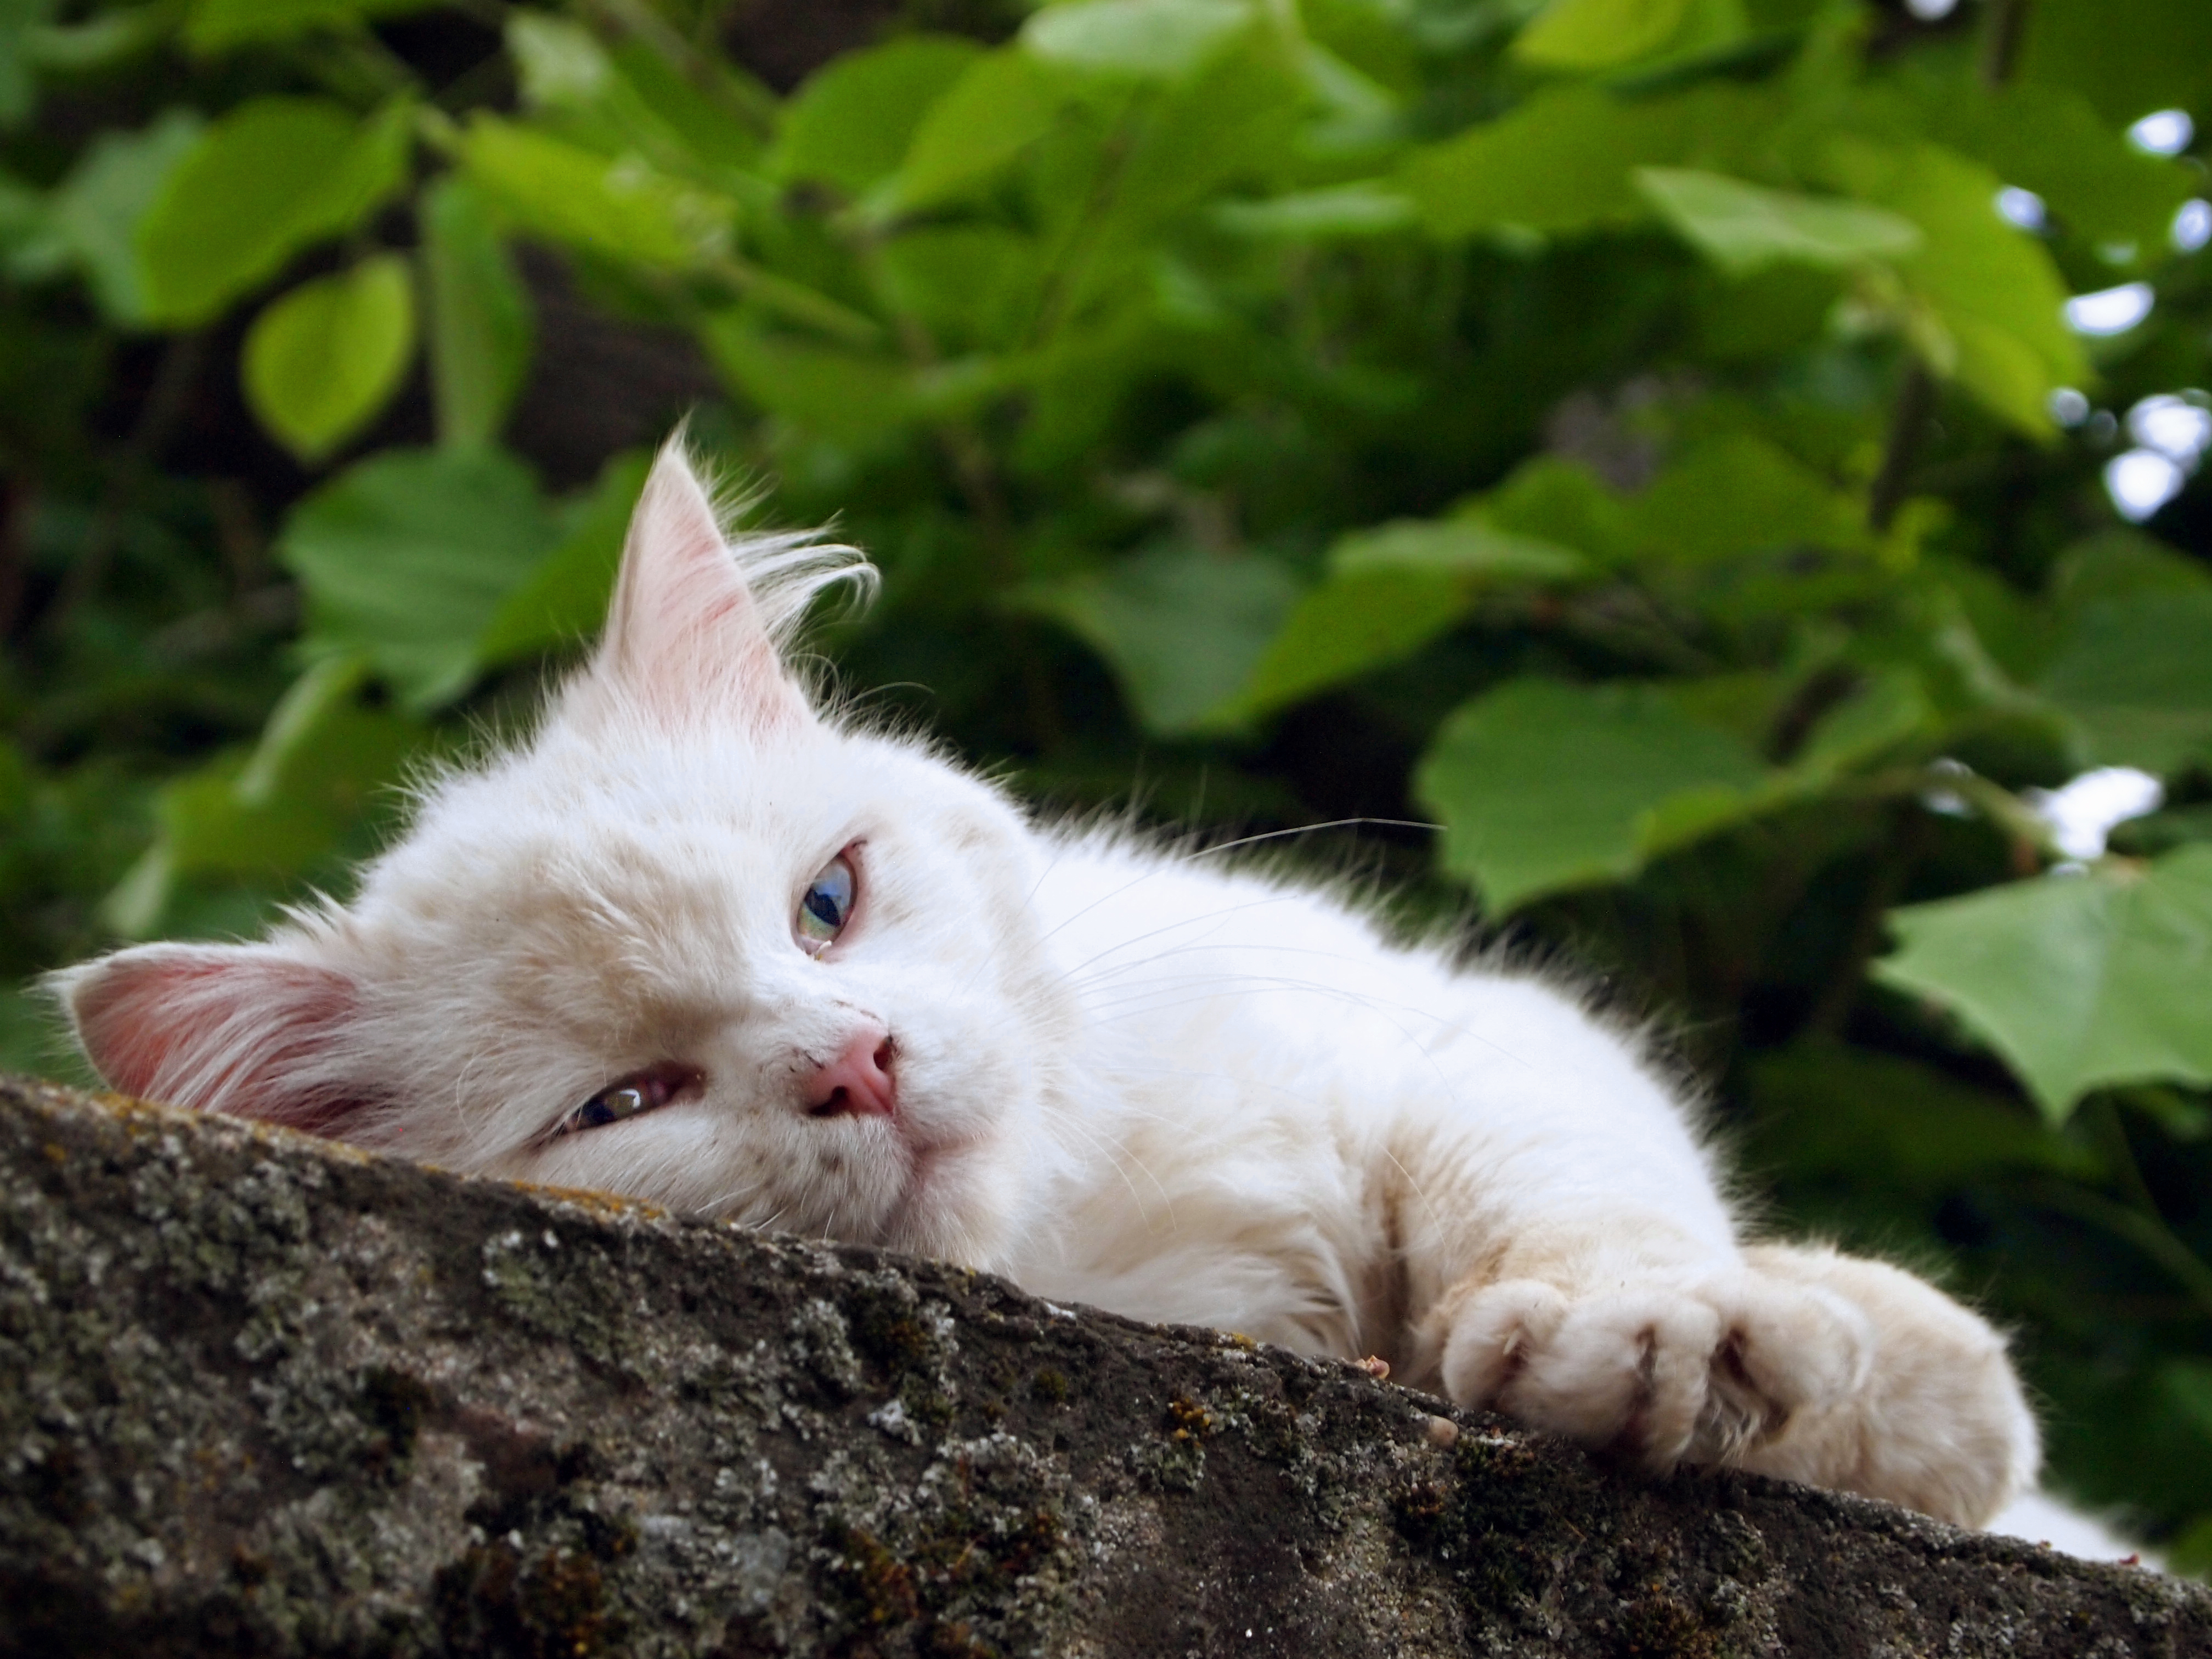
[797,852,857,954]
[556,1063,698,1137]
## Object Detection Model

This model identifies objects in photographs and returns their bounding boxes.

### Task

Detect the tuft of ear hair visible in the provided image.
[590,437,874,733]
[48,941,376,1136]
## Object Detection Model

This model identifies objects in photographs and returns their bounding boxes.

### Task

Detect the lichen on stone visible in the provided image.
[1,1073,2203,1658]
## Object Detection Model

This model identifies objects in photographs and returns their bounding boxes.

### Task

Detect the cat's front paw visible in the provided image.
[1435,1268,1874,1472]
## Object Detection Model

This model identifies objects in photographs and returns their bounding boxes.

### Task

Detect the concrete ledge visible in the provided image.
[1,1074,2203,1657]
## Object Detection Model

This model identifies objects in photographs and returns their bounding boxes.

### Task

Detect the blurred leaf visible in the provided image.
[1793,665,1934,776]
[459,115,732,270]
[874,226,1042,349]
[1512,0,1719,71]
[1417,677,1775,911]
[1211,183,1417,239]
[187,0,439,52]
[1624,431,1867,565]
[507,12,613,110]
[280,447,560,711]
[241,255,416,464]
[1821,138,2083,437]
[1634,167,1921,276]
[1019,545,1302,733]
[1402,81,1774,238]
[420,175,532,450]
[0,0,55,125]
[1483,455,1636,561]
[2016,0,2212,127]
[1226,567,1468,722]
[608,44,772,175]
[1917,84,2194,251]
[1750,1043,2102,1184]
[105,657,422,939]
[2051,528,2212,616]
[896,48,1065,210]
[1022,0,1256,81]
[139,98,411,326]
[506,17,769,179]
[42,109,202,324]
[777,34,980,196]
[1877,847,2212,1122]
[705,320,915,444]
[2039,591,2212,775]
[1331,514,1589,580]
[476,449,650,667]
[1056,24,1303,297]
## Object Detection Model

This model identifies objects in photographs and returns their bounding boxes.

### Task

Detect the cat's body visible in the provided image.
[58,443,2042,1533]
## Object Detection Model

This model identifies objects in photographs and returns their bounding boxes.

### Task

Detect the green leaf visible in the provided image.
[2039,590,2212,775]
[41,109,201,324]
[1819,138,2082,437]
[896,49,1065,210]
[1916,84,2192,252]
[476,449,651,667]
[241,255,415,464]
[507,12,613,110]
[1211,183,1417,239]
[1482,455,1636,561]
[1226,567,1470,723]
[458,115,733,270]
[419,175,532,449]
[1792,666,1934,776]
[1018,545,1302,733]
[138,97,411,326]
[1401,81,1774,239]
[1513,0,1691,70]
[1876,847,2212,1121]
[1416,677,1774,911]
[186,0,438,53]
[704,320,916,445]
[1621,432,1868,566]
[1634,167,1921,276]
[280,447,560,712]
[506,17,770,179]
[776,34,981,196]
[1748,1043,2102,1186]
[1330,515,1590,580]
[0,0,56,125]
[2016,0,2212,128]
[104,657,422,939]
[1022,0,1255,82]
[873,226,1042,350]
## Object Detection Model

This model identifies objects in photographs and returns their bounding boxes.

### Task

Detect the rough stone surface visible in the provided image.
[2,1073,2205,1658]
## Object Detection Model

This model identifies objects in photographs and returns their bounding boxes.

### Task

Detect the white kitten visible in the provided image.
[55,441,2040,1530]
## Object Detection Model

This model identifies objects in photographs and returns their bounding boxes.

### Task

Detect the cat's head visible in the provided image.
[52,442,1075,1268]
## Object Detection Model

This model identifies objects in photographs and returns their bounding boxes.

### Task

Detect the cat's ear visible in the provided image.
[51,943,375,1137]
[594,440,811,732]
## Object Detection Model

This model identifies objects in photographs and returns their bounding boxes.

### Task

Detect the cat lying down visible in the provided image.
[55,440,2118,1548]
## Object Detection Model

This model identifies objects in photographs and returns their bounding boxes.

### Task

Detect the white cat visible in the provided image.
[55,441,2041,1532]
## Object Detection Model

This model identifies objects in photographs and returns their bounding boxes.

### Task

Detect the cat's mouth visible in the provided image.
[884,1114,983,1228]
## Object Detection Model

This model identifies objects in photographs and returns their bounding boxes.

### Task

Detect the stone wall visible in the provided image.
[2,1074,2204,1657]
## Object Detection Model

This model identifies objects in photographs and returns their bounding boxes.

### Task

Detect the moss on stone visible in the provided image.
[1,1073,2205,1657]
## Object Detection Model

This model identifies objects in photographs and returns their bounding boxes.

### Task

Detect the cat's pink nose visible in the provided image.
[805,1029,897,1119]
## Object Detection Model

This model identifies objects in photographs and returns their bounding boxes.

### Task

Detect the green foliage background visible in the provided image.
[4,0,2211,1554]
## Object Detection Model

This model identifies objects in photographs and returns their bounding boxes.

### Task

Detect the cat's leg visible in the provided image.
[1728,1244,2040,1528]
[1416,1232,2034,1526]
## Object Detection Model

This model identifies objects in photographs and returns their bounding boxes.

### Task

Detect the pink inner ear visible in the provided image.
[69,946,369,1133]
[597,443,810,733]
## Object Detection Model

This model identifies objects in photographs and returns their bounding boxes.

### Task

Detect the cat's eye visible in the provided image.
[795,850,858,956]
[555,1062,699,1137]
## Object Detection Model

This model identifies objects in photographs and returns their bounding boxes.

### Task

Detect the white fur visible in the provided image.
[55,441,2049,1532]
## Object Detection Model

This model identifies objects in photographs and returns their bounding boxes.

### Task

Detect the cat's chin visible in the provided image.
[878,1132,1008,1269]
